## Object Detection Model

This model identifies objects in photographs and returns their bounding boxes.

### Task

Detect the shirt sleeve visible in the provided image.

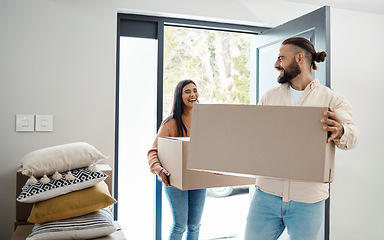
[147,123,170,175]
[332,94,360,150]
[258,92,267,105]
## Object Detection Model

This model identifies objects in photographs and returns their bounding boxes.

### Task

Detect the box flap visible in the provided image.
[158,137,255,190]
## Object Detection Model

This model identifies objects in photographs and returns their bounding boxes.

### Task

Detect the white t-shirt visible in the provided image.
[290,85,304,106]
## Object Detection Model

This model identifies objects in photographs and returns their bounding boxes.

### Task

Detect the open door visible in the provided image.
[254,6,331,240]
[256,6,330,100]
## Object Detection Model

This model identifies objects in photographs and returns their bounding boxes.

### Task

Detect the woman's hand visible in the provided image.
[157,168,171,187]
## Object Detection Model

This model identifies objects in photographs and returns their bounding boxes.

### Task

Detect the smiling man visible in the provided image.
[245,37,360,240]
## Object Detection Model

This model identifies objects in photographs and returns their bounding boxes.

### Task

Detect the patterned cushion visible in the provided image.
[17,166,108,203]
[26,208,117,240]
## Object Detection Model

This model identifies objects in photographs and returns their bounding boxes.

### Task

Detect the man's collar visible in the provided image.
[307,79,320,90]
[281,79,320,91]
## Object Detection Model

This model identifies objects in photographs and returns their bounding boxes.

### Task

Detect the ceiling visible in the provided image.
[283,0,384,15]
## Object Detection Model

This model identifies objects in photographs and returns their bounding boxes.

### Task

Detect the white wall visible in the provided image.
[330,9,384,239]
[1,0,382,239]
[0,1,117,238]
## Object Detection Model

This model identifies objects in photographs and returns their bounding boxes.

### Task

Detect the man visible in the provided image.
[245,37,359,240]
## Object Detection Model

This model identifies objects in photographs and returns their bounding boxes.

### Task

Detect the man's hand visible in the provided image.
[321,107,344,143]
[157,168,171,187]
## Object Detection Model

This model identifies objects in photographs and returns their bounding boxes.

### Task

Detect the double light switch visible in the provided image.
[16,115,53,132]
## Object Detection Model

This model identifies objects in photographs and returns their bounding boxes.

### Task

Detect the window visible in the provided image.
[162,26,255,239]
[117,36,157,239]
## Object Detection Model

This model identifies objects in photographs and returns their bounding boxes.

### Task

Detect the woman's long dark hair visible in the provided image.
[163,79,197,137]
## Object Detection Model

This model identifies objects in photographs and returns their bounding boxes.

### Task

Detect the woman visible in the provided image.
[147,79,206,240]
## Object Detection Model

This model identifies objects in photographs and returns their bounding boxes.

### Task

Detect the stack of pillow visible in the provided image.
[16,142,117,240]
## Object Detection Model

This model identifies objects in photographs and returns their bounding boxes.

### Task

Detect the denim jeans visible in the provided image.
[245,187,324,240]
[164,185,207,240]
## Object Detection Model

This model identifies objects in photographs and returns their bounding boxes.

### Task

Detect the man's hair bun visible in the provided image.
[315,51,327,63]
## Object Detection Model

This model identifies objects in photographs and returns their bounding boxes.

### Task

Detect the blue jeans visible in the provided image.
[245,187,324,240]
[164,186,207,240]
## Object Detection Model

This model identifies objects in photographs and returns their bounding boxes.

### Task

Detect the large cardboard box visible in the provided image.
[158,137,255,190]
[187,104,335,183]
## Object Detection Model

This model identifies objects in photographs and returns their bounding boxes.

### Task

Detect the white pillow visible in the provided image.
[17,166,108,203]
[26,208,117,240]
[21,142,107,177]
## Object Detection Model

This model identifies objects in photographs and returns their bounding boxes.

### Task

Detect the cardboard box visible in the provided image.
[158,137,255,190]
[15,164,113,228]
[187,104,335,183]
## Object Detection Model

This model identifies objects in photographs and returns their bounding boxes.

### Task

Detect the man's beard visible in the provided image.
[277,60,301,84]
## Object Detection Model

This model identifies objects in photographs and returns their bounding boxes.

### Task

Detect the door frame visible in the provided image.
[115,7,330,239]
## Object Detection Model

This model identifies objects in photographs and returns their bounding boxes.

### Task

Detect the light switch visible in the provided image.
[16,115,35,132]
[35,115,53,132]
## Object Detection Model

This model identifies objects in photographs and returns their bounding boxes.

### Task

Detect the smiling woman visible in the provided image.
[147,79,207,240]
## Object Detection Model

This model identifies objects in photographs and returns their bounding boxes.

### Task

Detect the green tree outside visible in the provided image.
[163,26,252,116]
